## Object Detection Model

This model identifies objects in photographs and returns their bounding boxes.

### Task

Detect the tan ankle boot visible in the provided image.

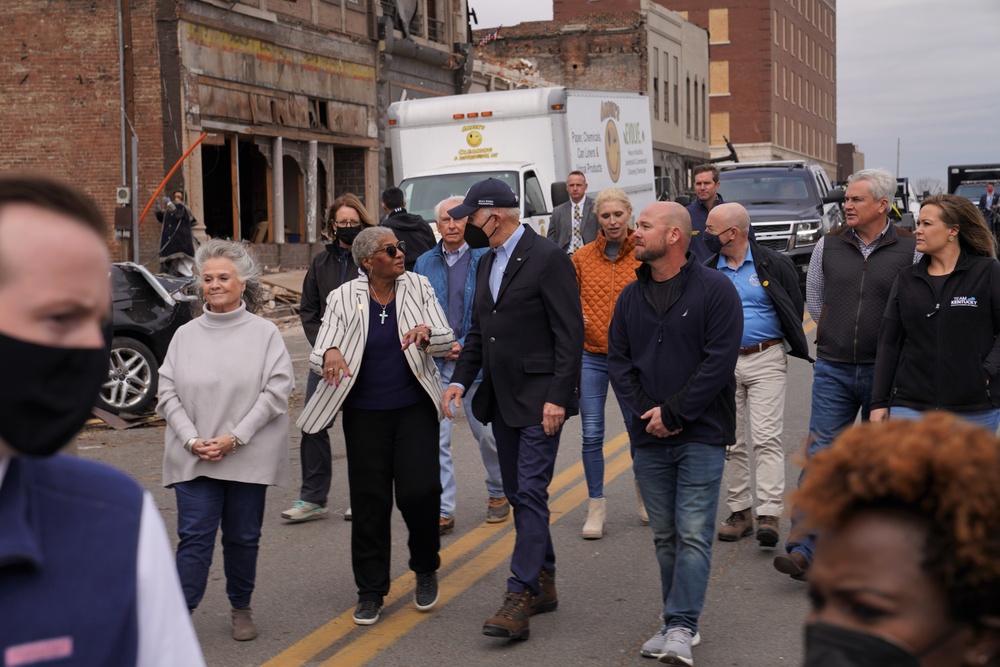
[635,478,650,525]
[231,607,258,641]
[582,497,606,539]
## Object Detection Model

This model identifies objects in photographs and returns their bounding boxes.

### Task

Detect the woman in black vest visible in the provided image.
[871,195,1000,431]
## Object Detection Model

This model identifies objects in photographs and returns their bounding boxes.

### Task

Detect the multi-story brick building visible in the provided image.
[0,0,470,268]
[555,0,838,179]
[474,1,710,199]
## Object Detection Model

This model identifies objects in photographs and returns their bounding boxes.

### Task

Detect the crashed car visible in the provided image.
[97,262,197,414]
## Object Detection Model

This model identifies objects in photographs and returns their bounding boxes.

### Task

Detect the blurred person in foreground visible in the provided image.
[796,413,1000,667]
[159,239,294,641]
[282,193,375,523]
[414,196,508,534]
[0,175,203,664]
[297,226,455,626]
[871,195,1000,431]
[571,186,644,539]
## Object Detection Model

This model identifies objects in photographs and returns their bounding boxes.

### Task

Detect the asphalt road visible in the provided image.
[79,318,817,667]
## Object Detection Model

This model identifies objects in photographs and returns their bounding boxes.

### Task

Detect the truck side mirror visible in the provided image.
[823,188,845,205]
[525,201,537,217]
[551,182,569,208]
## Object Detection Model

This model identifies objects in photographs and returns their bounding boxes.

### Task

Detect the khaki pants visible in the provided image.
[723,344,787,517]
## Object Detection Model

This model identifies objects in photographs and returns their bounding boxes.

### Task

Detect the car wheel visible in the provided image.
[98,337,159,414]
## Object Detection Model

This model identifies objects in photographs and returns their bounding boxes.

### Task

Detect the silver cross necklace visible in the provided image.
[370,282,395,325]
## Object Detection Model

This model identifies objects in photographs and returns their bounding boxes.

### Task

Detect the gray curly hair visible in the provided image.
[194,238,266,314]
[351,226,397,274]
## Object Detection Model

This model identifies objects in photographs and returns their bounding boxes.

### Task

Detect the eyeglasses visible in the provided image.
[333,220,362,229]
[375,241,406,258]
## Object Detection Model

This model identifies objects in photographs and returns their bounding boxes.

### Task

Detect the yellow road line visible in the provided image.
[322,437,637,666]
[803,312,816,335]
[263,432,632,667]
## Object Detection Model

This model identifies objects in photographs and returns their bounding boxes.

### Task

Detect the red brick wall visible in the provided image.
[0,0,168,265]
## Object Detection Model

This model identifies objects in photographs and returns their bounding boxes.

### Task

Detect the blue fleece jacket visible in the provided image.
[608,256,743,447]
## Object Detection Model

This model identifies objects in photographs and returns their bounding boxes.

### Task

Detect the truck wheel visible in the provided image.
[98,337,159,415]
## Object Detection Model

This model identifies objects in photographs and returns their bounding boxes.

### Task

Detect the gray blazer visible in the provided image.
[548,196,599,253]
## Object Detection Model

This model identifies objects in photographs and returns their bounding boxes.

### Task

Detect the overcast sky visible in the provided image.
[467,0,1000,186]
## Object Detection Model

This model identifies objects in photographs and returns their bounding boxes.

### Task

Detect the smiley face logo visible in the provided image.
[605,120,621,183]
[466,131,483,147]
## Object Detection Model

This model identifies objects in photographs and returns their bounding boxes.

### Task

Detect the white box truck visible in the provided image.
[387,87,656,237]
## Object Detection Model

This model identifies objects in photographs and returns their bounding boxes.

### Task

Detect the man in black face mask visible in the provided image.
[0,175,203,664]
[703,203,811,552]
[441,178,584,641]
[282,193,374,523]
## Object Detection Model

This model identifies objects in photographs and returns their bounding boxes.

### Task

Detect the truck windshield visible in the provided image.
[719,173,815,205]
[398,172,521,222]
[955,183,988,203]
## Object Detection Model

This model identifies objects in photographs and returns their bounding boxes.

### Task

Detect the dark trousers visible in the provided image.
[342,398,441,604]
[300,371,333,505]
[174,477,267,610]
[490,400,561,595]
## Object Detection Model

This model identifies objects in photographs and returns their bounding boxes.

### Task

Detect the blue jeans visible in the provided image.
[634,442,725,633]
[438,359,503,518]
[890,406,1000,433]
[174,477,267,610]
[580,350,635,498]
[786,360,874,562]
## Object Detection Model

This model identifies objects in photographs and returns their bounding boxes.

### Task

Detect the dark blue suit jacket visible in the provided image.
[453,225,584,428]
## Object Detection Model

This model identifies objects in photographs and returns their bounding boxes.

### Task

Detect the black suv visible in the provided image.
[718,161,844,291]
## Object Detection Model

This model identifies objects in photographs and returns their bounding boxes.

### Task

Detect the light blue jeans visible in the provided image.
[890,406,1000,433]
[634,442,725,633]
[580,350,635,498]
[439,359,503,518]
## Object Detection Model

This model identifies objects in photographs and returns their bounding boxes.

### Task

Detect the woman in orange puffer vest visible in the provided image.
[571,187,644,540]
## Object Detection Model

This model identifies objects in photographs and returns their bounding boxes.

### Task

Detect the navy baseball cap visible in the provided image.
[448,178,519,219]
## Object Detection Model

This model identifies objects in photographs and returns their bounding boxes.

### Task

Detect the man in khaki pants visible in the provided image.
[702,203,812,547]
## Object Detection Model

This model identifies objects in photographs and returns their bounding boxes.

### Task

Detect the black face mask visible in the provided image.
[804,622,951,667]
[464,214,497,249]
[335,226,362,246]
[702,227,734,255]
[0,331,109,457]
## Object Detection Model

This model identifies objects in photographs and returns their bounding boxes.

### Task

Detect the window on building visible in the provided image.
[711,61,730,96]
[674,57,679,125]
[686,76,691,137]
[693,78,699,140]
[653,47,660,120]
[711,111,730,146]
[664,52,670,123]
[702,83,706,142]
[709,8,729,43]
[773,10,779,44]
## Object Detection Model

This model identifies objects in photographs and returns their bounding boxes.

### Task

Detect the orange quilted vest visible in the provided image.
[572,229,641,354]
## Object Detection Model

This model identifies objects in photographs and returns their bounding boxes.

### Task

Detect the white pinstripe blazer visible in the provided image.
[296,271,455,433]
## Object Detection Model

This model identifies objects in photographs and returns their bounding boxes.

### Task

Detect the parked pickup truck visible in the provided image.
[717,161,845,292]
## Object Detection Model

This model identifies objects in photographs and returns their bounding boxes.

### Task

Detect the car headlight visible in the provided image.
[793,219,823,247]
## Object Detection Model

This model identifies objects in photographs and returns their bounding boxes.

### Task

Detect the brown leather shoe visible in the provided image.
[482,591,532,640]
[529,568,558,615]
[231,607,257,641]
[718,509,753,541]
[439,516,455,535]
[774,551,810,581]
[756,515,780,547]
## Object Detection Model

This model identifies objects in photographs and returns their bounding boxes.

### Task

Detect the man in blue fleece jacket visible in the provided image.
[608,201,742,666]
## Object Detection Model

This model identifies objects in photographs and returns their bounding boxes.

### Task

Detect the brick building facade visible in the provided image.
[1,0,470,269]
[473,1,710,199]
[555,0,838,179]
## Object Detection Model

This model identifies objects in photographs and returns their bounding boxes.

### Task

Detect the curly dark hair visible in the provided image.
[794,412,1000,622]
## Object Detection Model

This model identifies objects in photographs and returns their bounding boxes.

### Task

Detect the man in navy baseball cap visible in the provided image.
[447,178,519,221]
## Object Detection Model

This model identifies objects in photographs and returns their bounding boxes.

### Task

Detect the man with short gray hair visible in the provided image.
[775,168,918,582]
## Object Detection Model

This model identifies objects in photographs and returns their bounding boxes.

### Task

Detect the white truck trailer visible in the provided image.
[387,87,656,236]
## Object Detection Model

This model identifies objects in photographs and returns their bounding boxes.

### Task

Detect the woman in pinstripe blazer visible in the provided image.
[296,226,454,626]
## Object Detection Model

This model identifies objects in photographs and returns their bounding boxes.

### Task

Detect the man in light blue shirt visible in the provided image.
[704,203,811,550]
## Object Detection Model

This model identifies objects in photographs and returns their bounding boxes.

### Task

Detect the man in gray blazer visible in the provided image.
[548,171,598,254]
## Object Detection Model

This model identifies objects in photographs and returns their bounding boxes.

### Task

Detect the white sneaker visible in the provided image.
[641,624,701,659]
[281,500,329,522]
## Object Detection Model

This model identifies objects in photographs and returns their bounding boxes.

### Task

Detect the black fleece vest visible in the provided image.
[816,227,916,363]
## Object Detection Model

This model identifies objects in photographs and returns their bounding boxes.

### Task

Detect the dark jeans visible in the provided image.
[300,370,334,506]
[174,477,267,610]
[343,398,441,604]
[490,400,561,595]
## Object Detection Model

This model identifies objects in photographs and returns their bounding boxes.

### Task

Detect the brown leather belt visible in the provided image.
[739,338,782,356]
